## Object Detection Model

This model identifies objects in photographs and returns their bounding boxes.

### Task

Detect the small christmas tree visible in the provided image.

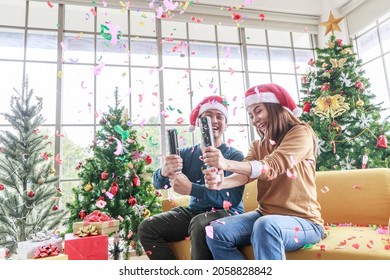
[65,87,162,259]
[0,80,67,257]
[299,34,390,170]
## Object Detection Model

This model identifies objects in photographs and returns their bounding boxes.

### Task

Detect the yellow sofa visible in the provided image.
[161,168,390,260]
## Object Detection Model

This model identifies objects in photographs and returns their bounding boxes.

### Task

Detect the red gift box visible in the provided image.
[64,233,108,260]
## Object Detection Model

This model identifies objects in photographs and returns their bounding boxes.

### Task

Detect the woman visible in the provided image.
[202,83,324,260]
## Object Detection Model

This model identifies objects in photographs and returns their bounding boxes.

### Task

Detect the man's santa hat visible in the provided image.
[188,95,228,133]
[244,83,302,117]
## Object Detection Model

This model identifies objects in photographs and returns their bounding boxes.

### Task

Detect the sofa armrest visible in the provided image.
[162,195,191,212]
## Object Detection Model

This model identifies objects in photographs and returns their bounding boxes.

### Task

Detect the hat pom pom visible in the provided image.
[293,107,303,117]
[188,125,196,133]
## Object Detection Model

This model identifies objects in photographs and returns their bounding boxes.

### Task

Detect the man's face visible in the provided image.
[199,109,227,141]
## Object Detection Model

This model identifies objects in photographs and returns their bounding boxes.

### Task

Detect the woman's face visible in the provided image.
[247,103,269,134]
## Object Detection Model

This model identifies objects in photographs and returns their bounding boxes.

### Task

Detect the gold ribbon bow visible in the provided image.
[76,225,99,237]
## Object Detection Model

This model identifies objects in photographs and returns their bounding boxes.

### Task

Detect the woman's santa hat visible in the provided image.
[244,83,302,117]
[188,95,229,132]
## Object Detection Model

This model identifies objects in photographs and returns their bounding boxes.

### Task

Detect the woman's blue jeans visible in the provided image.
[205,211,324,260]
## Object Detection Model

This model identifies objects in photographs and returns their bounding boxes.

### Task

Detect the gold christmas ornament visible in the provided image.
[314,94,350,118]
[341,48,352,55]
[49,167,56,175]
[84,182,93,192]
[356,99,364,107]
[38,177,45,185]
[330,58,347,68]
[320,11,345,36]
[143,209,151,218]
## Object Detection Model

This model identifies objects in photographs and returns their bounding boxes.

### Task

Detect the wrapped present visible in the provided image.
[32,254,68,260]
[72,210,120,236]
[17,236,63,260]
[33,243,61,259]
[64,233,108,260]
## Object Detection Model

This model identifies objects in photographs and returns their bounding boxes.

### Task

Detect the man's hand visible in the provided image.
[203,146,228,170]
[169,173,192,195]
[161,155,183,177]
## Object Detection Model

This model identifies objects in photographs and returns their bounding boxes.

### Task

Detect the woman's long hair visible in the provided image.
[257,103,318,157]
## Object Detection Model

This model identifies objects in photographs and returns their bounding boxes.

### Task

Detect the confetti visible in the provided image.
[286,168,297,179]
[223,200,232,210]
[205,226,214,239]
[55,153,63,165]
[320,186,329,193]
[47,1,53,8]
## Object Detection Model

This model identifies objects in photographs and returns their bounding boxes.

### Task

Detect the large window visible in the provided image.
[352,11,390,119]
[0,0,316,205]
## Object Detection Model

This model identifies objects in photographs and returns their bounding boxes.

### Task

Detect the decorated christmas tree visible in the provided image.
[299,12,390,170]
[65,87,162,259]
[0,80,67,257]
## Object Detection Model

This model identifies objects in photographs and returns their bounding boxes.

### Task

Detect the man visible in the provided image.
[138,95,245,260]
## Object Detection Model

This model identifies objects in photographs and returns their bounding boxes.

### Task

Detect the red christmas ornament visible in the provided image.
[303,102,311,113]
[52,205,58,211]
[145,155,152,165]
[28,191,35,198]
[132,174,141,187]
[0,184,4,191]
[376,134,388,149]
[128,196,137,206]
[79,209,86,219]
[101,170,109,180]
[109,182,119,195]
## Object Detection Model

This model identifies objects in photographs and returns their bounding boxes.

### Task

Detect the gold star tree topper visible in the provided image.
[320,11,345,36]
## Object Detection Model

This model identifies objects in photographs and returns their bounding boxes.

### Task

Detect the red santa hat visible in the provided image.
[188,95,229,133]
[244,83,302,117]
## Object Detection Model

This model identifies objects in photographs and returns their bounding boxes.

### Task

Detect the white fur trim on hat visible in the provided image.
[244,91,279,109]
[198,102,228,120]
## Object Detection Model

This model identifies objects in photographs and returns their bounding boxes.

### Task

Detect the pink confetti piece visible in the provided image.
[226,138,234,147]
[113,137,123,155]
[146,250,152,255]
[352,185,361,189]
[352,243,360,249]
[294,236,299,243]
[105,192,114,199]
[223,200,232,210]
[290,155,296,167]
[269,139,276,145]
[127,231,133,238]
[55,153,63,165]
[47,1,53,8]
[94,62,105,75]
[205,226,214,239]
[286,168,297,179]
[163,0,178,11]
[55,130,64,137]
[320,186,329,193]
[117,215,124,222]
[259,13,265,21]
[185,236,190,240]
[90,8,97,17]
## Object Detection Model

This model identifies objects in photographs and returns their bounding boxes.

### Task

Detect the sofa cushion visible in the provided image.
[316,168,390,226]
[239,226,390,260]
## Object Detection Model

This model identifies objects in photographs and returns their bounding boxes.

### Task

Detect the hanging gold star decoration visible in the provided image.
[320,11,345,36]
